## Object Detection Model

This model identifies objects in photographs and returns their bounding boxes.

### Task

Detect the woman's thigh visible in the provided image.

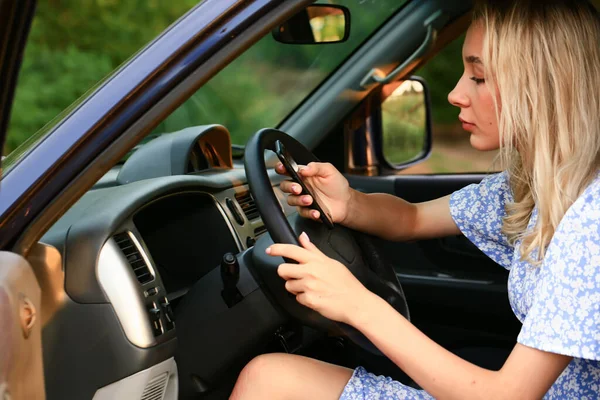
[230,353,354,400]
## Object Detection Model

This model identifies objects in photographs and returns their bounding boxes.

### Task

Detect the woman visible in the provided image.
[231,0,600,398]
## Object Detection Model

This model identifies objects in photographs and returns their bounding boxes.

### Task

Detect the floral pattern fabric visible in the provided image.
[340,172,600,399]
[340,367,434,399]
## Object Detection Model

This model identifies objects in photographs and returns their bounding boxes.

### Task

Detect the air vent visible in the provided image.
[113,232,154,285]
[254,225,267,238]
[141,372,169,400]
[235,191,260,220]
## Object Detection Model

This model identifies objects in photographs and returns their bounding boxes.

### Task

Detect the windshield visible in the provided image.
[152,0,407,146]
[3,0,406,168]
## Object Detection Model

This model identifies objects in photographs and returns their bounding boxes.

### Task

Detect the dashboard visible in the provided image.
[38,125,294,399]
[133,192,240,296]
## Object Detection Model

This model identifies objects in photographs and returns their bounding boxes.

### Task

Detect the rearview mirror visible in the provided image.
[380,77,432,167]
[272,5,350,45]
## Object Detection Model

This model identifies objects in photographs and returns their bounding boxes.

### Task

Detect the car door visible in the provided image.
[0,0,47,399]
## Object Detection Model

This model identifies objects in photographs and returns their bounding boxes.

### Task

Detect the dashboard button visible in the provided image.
[148,305,163,336]
[160,297,175,330]
[148,307,161,321]
[226,198,245,225]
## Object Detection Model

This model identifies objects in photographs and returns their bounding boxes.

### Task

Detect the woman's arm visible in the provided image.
[269,235,572,400]
[278,162,460,241]
[343,191,461,241]
[352,292,571,400]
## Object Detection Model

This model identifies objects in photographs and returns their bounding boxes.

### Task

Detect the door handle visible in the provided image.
[360,10,448,89]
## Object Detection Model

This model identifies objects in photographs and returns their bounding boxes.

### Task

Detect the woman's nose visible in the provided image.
[448,80,469,108]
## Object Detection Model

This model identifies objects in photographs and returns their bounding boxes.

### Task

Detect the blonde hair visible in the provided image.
[474,0,600,263]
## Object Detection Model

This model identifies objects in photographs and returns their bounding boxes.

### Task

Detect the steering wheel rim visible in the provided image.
[245,128,409,354]
[245,128,316,247]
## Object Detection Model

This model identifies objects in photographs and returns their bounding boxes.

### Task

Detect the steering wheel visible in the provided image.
[244,128,409,354]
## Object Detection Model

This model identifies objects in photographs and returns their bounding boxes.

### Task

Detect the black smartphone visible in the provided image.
[274,140,334,229]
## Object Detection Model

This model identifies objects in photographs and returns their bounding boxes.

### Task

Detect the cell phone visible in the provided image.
[274,140,334,229]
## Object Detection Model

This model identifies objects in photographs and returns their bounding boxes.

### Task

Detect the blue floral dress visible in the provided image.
[340,172,600,399]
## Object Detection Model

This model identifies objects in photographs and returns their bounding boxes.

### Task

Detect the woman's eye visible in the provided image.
[470,76,485,85]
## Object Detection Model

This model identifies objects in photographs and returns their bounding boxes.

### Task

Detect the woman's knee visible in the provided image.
[231,353,353,400]
[231,353,295,399]
[241,353,288,381]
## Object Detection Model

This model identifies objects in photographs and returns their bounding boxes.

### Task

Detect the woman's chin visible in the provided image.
[469,133,499,151]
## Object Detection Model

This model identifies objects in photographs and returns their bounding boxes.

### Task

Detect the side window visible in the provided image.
[5,1,198,156]
[395,34,498,174]
[380,79,427,166]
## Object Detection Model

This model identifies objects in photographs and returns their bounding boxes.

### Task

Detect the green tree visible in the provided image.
[5,0,465,154]
[6,0,197,154]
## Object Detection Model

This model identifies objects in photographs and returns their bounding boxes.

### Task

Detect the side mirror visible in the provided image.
[379,76,432,168]
[272,5,350,45]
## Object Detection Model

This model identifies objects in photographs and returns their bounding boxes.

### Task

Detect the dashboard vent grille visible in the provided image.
[235,191,259,220]
[113,232,153,285]
[141,372,168,400]
[254,225,267,238]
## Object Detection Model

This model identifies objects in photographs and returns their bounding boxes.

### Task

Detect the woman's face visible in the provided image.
[448,23,500,151]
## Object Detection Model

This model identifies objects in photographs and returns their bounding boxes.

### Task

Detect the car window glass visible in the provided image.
[3,0,199,160]
[152,0,408,146]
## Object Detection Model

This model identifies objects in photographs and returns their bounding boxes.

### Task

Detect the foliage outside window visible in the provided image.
[153,0,408,146]
[5,0,198,156]
[5,0,408,157]
[381,80,426,166]
[5,0,499,175]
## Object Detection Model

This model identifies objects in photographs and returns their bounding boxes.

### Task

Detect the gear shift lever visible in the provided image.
[221,253,242,307]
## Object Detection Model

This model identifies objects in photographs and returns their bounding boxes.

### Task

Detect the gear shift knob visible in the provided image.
[221,253,239,287]
[220,253,241,307]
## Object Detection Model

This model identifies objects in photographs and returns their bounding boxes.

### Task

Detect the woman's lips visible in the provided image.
[459,117,475,132]
[462,122,475,132]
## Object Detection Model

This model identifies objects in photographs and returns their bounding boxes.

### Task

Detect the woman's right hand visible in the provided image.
[277,162,353,225]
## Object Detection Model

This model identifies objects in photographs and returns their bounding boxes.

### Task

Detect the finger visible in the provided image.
[310,209,320,220]
[266,243,314,263]
[287,194,313,207]
[299,232,325,257]
[280,180,302,195]
[299,162,333,178]
[297,207,321,221]
[277,263,306,280]
[284,279,304,295]
[275,163,288,176]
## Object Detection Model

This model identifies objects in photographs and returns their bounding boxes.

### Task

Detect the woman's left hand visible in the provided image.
[266,232,373,325]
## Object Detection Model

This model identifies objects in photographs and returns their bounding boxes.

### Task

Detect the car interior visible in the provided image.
[6,0,535,398]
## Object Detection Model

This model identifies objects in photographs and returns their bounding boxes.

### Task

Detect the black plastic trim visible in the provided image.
[43,298,177,400]
[0,0,36,152]
[43,173,250,303]
[117,124,233,185]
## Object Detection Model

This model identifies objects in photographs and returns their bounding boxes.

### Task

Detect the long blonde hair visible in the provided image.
[474,0,600,263]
